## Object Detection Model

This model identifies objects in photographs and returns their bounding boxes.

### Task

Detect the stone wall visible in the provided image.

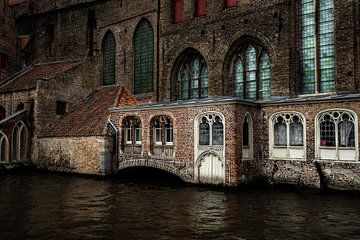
[0,90,35,118]
[34,136,114,175]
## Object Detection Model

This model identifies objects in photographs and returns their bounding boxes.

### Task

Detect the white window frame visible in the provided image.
[165,124,173,146]
[154,127,162,146]
[135,127,142,145]
[315,109,358,161]
[125,127,132,144]
[242,113,253,160]
[269,111,306,160]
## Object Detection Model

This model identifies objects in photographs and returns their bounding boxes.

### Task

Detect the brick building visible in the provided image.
[0,0,360,190]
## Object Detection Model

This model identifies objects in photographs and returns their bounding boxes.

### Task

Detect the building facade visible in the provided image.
[0,0,360,190]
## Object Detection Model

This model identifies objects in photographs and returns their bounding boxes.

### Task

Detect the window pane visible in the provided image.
[274,117,287,146]
[181,68,189,99]
[102,31,116,86]
[200,66,208,98]
[135,128,142,142]
[134,19,154,94]
[234,57,244,98]
[199,117,210,145]
[338,117,355,147]
[245,45,257,100]
[155,128,162,143]
[300,0,316,94]
[320,115,335,147]
[166,124,173,143]
[212,117,224,145]
[290,120,304,146]
[259,51,271,100]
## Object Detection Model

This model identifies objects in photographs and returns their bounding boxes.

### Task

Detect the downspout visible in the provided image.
[108,119,119,171]
[156,0,160,102]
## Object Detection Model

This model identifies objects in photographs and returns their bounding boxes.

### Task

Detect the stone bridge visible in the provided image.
[117,156,192,182]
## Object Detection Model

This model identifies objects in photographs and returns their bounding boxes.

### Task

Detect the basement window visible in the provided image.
[56,101,68,116]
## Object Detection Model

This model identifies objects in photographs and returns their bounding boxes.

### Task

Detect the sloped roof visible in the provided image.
[0,61,82,93]
[39,86,138,138]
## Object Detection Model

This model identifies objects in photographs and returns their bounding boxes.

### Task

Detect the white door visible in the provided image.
[198,154,224,185]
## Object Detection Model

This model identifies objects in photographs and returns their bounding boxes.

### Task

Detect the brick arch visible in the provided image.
[117,158,191,182]
[222,35,273,97]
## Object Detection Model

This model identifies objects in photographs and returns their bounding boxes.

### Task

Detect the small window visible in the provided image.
[126,128,132,144]
[242,114,253,160]
[56,101,67,116]
[212,116,224,145]
[195,0,206,17]
[225,0,236,8]
[154,127,162,145]
[0,105,5,121]
[151,116,174,157]
[173,0,183,23]
[87,10,97,57]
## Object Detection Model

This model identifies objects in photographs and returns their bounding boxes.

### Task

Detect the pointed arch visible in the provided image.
[12,121,28,162]
[102,30,116,86]
[242,113,253,160]
[133,18,154,94]
[172,48,208,100]
[0,131,9,163]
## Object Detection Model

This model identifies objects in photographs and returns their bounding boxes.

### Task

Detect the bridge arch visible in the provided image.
[117,158,190,182]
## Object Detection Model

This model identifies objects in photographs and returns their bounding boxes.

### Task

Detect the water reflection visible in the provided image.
[1,173,360,240]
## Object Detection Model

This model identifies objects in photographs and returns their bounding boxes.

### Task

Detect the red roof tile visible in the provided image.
[0,61,81,93]
[39,86,137,138]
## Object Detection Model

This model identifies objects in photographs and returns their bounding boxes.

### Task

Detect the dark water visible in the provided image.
[1,171,360,240]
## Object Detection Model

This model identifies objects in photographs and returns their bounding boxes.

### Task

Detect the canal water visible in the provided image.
[1,170,360,240]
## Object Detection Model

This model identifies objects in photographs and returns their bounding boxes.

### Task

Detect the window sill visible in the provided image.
[315,159,360,164]
[270,158,306,161]
[319,147,356,150]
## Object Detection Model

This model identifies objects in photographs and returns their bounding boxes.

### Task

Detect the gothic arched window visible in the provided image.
[0,132,9,163]
[232,43,271,100]
[178,52,208,100]
[133,19,154,94]
[242,113,253,160]
[102,31,116,86]
[12,122,28,162]
[198,113,224,146]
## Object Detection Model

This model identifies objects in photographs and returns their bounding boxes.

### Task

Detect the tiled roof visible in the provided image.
[8,0,28,6]
[39,86,138,138]
[0,61,82,93]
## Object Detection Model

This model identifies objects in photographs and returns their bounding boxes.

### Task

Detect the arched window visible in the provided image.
[231,43,271,100]
[151,116,174,157]
[242,113,253,160]
[316,110,357,161]
[133,19,154,94]
[0,105,5,121]
[122,117,142,155]
[270,112,306,160]
[102,31,116,86]
[198,113,224,146]
[176,50,208,100]
[300,0,334,94]
[0,132,9,162]
[12,122,28,162]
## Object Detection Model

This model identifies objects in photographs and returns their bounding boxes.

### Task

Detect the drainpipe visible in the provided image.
[108,119,119,172]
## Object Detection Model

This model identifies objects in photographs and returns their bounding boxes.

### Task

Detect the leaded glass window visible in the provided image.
[102,31,115,86]
[134,19,154,94]
[290,116,304,146]
[232,43,271,100]
[212,116,224,145]
[151,116,174,156]
[199,117,210,145]
[179,54,208,100]
[259,52,271,100]
[318,110,356,148]
[300,0,334,94]
[234,58,244,98]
